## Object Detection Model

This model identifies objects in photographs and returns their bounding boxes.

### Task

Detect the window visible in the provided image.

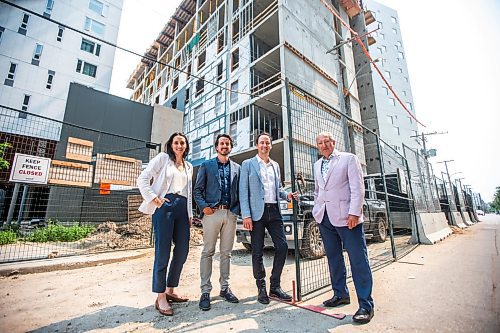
[231,48,239,71]
[379,33,384,40]
[0,27,4,45]
[388,98,395,106]
[382,45,387,53]
[214,92,222,115]
[20,94,31,118]
[404,77,409,83]
[217,61,223,81]
[198,51,206,70]
[402,90,407,96]
[377,21,383,29]
[84,17,105,36]
[409,118,415,126]
[398,68,403,73]
[57,26,64,42]
[4,62,17,86]
[386,115,394,124]
[382,87,389,95]
[46,70,55,89]
[391,16,397,24]
[164,86,169,100]
[217,31,225,53]
[76,59,97,77]
[81,38,101,56]
[171,98,177,109]
[32,44,43,65]
[18,14,29,35]
[230,80,238,104]
[406,102,413,110]
[172,76,179,92]
[393,127,400,135]
[192,139,201,159]
[187,64,191,80]
[185,88,190,105]
[89,0,108,16]
[377,47,383,54]
[384,70,391,79]
[396,41,402,48]
[398,51,404,59]
[392,28,397,34]
[45,0,54,15]
[195,77,205,96]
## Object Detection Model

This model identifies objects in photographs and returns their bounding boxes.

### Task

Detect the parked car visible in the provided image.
[235,184,388,259]
[476,209,485,216]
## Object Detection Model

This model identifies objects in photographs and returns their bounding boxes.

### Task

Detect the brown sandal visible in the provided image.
[165,293,189,303]
[155,299,173,316]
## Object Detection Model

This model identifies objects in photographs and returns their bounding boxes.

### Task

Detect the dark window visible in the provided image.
[231,48,239,71]
[217,61,223,81]
[57,26,64,42]
[196,77,205,96]
[185,88,190,104]
[171,98,177,109]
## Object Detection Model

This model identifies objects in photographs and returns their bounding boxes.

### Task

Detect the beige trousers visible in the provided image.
[200,209,237,294]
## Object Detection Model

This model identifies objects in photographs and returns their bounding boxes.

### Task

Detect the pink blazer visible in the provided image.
[312,150,365,227]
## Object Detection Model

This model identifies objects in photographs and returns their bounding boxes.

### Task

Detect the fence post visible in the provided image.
[375,137,396,259]
[16,184,29,225]
[403,154,420,244]
[285,78,302,300]
[6,182,21,226]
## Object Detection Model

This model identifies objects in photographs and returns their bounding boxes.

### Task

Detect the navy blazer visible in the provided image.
[193,158,240,215]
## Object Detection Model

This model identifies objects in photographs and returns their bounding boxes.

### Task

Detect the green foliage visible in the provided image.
[26,223,95,243]
[0,142,12,170]
[0,230,17,245]
[490,186,500,211]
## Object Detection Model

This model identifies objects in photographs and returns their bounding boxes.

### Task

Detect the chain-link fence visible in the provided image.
[0,105,158,263]
[286,83,418,299]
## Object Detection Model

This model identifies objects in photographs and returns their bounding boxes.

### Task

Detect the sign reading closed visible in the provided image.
[9,153,51,184]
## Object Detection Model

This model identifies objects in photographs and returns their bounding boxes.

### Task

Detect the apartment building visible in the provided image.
[351,0,420,173]
[127,0,367,180]
[0,0,123,141]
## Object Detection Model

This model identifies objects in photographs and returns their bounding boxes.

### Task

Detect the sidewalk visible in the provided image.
[0,215,498,332]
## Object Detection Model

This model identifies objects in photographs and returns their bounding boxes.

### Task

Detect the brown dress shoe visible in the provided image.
[155,299,173,316]
[165,293,189,303]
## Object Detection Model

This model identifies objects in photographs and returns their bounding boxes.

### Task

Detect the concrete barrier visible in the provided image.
[412,212,453,245]
[451,211,467,228]
[460,210,474,226]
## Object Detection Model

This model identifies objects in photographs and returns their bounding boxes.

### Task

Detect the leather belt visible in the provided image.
[264,203,278,208]
[213,204,229,210]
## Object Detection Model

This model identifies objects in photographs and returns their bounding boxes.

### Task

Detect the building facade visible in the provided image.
[0,0,123,141]
[351,0,420,173]
[127,0,367,181]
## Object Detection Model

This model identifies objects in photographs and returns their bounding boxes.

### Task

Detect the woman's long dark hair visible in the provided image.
[165,132,190,161]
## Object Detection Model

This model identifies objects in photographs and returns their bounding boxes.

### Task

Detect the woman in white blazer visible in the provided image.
[137,132,193,316]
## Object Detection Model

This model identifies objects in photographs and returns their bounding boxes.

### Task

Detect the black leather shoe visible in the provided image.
[323,295,351,307]
[257,287,270,304]
[199,293,211,311]
[220,287,239,303]
[353,307,374,324]
[270,287,292,301]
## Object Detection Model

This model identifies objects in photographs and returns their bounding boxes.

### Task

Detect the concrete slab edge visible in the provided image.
[0,249,151,277]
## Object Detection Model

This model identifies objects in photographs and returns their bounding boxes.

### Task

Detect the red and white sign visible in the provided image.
[9,153,51,184]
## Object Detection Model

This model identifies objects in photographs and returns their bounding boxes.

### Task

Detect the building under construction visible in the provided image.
[126,0,368,180]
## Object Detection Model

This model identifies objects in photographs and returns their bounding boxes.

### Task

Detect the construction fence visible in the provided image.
[286,82,419,299]
[0,105,159,263]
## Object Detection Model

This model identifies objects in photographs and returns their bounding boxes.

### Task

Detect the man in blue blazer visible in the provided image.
[239,132,297,304]
[194,134,240,311]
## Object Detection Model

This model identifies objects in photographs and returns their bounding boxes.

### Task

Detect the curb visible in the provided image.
[0,248,153,277]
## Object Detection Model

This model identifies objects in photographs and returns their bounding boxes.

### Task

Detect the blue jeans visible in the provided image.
[151,193,190,293]
[318,213,374,311]
[250,204,288,289]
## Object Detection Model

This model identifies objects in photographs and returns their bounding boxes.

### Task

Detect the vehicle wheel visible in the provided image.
[300,222,324,259]
[242,243,252,251]
[373,216,387,242]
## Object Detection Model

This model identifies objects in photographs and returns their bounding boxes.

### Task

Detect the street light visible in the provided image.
[344,57,382,97]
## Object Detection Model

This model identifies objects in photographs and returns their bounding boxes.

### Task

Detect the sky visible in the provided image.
[109,0,500,202]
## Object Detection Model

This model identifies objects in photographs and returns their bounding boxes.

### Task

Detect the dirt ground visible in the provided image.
[0,216,499,333]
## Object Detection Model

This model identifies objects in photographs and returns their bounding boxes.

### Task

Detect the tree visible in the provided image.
[490,186,500,211]
[0,142,12,170]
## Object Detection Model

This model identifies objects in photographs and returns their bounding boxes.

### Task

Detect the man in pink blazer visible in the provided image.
[312,132,374,324]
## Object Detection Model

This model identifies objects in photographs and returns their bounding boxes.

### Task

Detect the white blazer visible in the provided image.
[137,152,193,217]
[312,150,364,227]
